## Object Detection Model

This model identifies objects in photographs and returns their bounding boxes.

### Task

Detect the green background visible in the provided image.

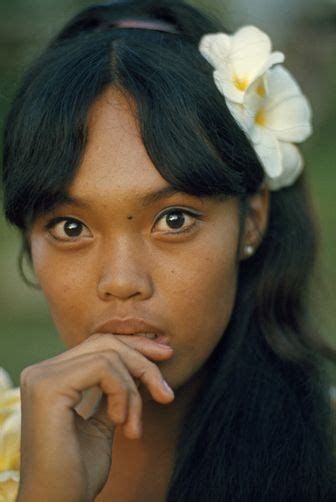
[0,0,335,386]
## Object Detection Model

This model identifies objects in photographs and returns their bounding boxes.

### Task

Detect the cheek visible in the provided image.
[169,251,238,340]
[31,238,91,345]
[158,236,239,381]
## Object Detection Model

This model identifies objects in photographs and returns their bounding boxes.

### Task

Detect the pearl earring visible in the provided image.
[244,245,254,257]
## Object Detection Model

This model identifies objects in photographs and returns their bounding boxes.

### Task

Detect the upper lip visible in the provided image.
[93,318,165,336]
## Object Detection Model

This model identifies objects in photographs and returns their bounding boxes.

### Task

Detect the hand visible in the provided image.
[16,334,174,502]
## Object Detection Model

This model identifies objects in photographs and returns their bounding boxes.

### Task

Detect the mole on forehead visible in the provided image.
[127,215,134,220]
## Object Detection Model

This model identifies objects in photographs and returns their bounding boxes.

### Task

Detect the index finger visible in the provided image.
[37,333,174,368]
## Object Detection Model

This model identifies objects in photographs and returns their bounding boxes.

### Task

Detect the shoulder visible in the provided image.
[0,367,20,501]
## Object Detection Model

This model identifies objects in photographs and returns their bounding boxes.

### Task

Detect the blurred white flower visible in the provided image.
[0,370,13,393]
[0,471,20,502]
[199,26,284,104]
[199,26,313,190]
[0,368,20,502]
[0,385,21,430]
[0,411,21,472]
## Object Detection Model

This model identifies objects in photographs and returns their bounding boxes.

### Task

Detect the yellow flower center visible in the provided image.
[255,108,266,126]
[256,83,266,97]
[233,76,248,91]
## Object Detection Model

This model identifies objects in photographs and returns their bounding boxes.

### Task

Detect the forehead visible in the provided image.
[70,86,167,199]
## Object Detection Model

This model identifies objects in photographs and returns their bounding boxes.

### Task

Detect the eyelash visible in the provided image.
[44,208,203,242]
[154,208,202,235]
[44,217,88,242]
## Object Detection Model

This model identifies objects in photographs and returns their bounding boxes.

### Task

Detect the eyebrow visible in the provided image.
[57,186,188,210]
[140,186,182,206]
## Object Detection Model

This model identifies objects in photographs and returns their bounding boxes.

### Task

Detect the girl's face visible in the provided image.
[30,88,261,392]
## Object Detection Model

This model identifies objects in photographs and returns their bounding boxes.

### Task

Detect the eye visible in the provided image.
[45,217,92,242]
[153,208,201,234]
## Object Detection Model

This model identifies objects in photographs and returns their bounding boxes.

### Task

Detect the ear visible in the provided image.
[239,182,270,261]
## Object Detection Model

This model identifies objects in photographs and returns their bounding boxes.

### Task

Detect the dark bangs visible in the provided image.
[3,27,264,229]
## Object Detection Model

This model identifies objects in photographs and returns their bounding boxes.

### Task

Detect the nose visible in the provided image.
[96,236,154,302]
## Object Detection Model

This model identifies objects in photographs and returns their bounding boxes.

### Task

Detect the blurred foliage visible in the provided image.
[0,0,335,385]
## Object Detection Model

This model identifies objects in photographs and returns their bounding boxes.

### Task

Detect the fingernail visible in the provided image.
[162,379,174,396]
[158,343,173,352]
[157,343,173,350]
[155,336,173,348]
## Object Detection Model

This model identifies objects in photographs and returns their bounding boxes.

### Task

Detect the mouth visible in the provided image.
[93,318,168,344]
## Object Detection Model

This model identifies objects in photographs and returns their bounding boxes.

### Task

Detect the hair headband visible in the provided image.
[113,17,178,33]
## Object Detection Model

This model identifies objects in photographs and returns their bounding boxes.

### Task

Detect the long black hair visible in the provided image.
[2,1,336,499]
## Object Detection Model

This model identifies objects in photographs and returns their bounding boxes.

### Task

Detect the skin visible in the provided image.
[18,87,269,502]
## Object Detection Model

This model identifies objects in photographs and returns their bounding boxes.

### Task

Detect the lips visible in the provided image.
[93,318,170,345]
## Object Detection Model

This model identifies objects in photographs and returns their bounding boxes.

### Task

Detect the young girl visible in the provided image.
[2,0,336,500]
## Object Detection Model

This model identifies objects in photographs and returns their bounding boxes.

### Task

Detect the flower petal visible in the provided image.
[199,33,232,69]
[266,143,303,190]
[242,76,267,129]
[199,28,284,104]
[263,66,313,142]
[214,68,245,104]
[230,26,285,87]
[250,126,283,178]
[264,64,301,100]
[226,100,256,134]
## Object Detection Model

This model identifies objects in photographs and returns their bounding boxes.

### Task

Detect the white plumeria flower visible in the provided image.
[199,26,313,190]
[226,65,312,189]
[199,26,284,104]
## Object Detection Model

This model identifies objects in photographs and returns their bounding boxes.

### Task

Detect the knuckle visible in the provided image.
[20,364,43,388]
[20,366,34,386]
[109,410,125,424]
[88,333,101,342]
[96,354,114,373]
[109,392,127,408]
[123,376,140,396]
[129,387,140,399]
[97,350,120,369]
[26,373,52,400]
[105,348,121,359]
[139,361,161,381]
[91,333,104,342]
[108,393,128,423]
